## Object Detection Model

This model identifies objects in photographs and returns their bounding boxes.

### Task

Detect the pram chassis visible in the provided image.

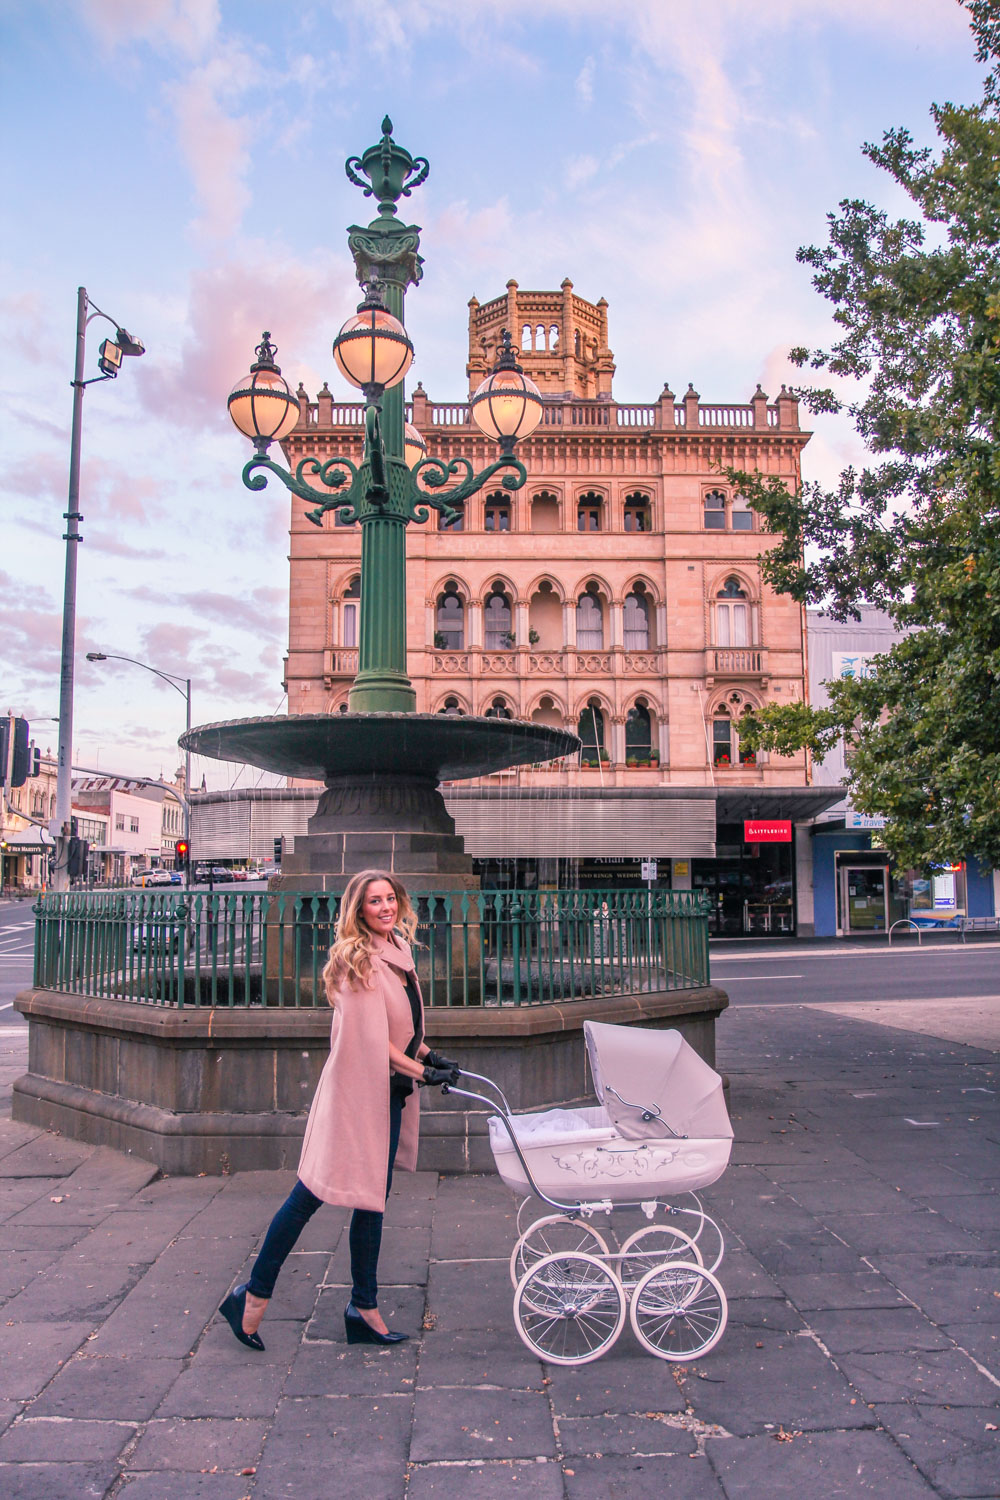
[445,1067,730,1365]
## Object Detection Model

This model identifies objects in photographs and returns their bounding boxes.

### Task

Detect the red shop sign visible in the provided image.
[744,820,792,843]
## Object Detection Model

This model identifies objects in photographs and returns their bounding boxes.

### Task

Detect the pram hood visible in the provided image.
[584,1020,733,1142]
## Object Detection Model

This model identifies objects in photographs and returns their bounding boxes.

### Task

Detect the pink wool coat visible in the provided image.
[297,933,424,1213]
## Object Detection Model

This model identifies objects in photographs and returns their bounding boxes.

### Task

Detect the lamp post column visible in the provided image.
[53,287,88,892]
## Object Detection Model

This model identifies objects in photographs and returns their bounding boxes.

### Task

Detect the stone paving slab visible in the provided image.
[0,998,996,1497]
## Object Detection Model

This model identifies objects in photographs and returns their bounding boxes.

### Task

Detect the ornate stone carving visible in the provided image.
[575,653,613,673]
[528,652,566,673]
[623,653,658,672]
[432,652,471,673]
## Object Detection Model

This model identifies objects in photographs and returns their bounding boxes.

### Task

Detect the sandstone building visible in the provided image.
[249,282,839,935]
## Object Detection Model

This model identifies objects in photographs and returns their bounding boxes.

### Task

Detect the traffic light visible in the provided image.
[175,838,189,869]
[67,837,89,879]
[273,837,282,863]
[1,718,30,788]
[29,746,41,777]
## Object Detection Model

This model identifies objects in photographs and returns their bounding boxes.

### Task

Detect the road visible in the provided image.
[712,938,1000,1007]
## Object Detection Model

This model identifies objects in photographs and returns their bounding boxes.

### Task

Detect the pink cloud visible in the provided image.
[138,249,354,431]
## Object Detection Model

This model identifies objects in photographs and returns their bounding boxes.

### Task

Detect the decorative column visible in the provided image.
[506,279,520,345]
[515,599,529,647]
[609,599,624,650]
[563,599,577,651]
[468,597,484,650]
[656,602,668,651]
[611,715,626,766]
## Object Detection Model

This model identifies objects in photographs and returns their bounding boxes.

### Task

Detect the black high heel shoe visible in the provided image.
[344,1302,409,1346]
[219,1283,265,1351]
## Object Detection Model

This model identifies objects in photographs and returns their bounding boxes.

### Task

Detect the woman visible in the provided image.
[219,870,460,1349]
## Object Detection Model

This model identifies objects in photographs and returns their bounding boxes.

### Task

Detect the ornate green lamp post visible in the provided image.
[226,115,544,714]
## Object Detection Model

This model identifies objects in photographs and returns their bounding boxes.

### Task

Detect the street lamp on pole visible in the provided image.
[53,289,144,892]
[226,116,543,716]
[84,652,192,877]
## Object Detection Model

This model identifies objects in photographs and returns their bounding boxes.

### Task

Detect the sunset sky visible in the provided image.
[1,0,985,787]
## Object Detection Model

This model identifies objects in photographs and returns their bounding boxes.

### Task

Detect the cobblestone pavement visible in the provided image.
[0,1000,996,1499]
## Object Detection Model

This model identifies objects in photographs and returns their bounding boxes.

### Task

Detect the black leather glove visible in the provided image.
[421,1065,459,1087]
[424,1049,461,1078]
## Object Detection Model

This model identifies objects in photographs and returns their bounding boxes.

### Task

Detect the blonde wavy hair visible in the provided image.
[322,869,419,999]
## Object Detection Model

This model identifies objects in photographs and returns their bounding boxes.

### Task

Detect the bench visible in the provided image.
[958,916,1000,943]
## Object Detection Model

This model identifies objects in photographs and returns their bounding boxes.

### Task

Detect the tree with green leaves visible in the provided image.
[726,0,1000,873]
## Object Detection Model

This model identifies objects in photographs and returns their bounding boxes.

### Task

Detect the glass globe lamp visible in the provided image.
[228,333,300,450]
[332,282,413,395]
[470,330,543,452]
[404,421,427,469]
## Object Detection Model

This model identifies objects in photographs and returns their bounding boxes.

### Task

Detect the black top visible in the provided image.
[390,970,423,1100]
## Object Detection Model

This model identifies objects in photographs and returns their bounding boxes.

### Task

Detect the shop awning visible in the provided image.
[444,788,718,859]
[0,826,55,852]
[715,786,846,823]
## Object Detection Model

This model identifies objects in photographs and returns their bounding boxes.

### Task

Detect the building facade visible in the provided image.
[229,283,841,933]
[806,609,997,936]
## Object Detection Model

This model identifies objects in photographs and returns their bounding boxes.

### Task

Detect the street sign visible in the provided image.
[744,820,792,843]
[641,861,658,881]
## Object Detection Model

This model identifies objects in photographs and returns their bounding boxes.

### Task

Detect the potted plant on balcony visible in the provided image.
[715,753,731,767]
[626,756,638,768]
[500,632,517,649]
[433,631,448,650]
[649,750,660,765]
[599,749,610,764]
[528,629,540,645]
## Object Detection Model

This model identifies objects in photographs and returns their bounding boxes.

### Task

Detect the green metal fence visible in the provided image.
[32,888,711,1009]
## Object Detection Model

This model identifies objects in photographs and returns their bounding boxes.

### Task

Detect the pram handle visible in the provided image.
[441,1080,595,1215]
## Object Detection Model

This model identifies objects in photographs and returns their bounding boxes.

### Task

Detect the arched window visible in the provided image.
[522,324,532,351]
[713,711,732,767]
[624,492,650,532]
[531,491,560,533]
[485,697,513,719]
[342,575,360,648]
[703,489,727,530]
[577,491,602,531]
[531,694,562,728]
[536,323,546,350]
[623,588,650,650]
[576,585,604,650]
[716,577,750,647]
[435,581,464,650]
[549,324,559,349]
[484,491,510,532]
[625,700,652,760]
[439,696,465,716]
[574,329,581,358]
[484,583,513,650]
[578,698,605,759]
[731,493,753,532]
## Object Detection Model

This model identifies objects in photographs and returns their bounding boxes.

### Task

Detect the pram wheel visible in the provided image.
[514,1252,626,1365]
[629,1261,728,1361]
[509,1215,610,1288]
[619,1224,703,1287]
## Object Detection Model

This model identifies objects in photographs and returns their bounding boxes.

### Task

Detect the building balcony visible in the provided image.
[709,647,768,678]
[428,648,667,677]
[322,648,359,683]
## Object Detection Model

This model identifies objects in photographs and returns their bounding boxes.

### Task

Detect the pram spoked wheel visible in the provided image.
[509,1214,610,1288]
[629,1261,728,1361]
[514,1252,626,1365]
[619,1223,703,1286]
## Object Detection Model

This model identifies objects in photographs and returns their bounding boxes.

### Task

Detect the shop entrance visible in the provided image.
[839,865,887,932]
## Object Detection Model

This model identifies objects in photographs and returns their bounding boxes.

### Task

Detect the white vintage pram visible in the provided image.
[446,1021,734,1366]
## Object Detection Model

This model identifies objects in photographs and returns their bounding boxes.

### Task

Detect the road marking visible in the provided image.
[717,973,803,981]
[712,944,1000,961]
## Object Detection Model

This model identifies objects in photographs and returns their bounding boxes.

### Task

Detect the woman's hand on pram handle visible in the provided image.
[421,1064,461,1087]
[424,1049,461,1079]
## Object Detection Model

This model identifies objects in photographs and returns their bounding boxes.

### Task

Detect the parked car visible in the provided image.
[130,868,152,886]
[210,866,236,883]
[146,869,174,886]
[168,871,183,884]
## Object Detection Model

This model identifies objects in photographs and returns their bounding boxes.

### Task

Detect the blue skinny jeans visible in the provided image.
[248,1093,403,1310]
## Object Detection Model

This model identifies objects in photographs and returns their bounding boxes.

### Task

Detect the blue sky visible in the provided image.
[0,0,986,787]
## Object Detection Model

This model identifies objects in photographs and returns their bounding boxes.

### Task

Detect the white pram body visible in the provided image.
[446,1022,734,1365]
[488,1020,733,1205]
